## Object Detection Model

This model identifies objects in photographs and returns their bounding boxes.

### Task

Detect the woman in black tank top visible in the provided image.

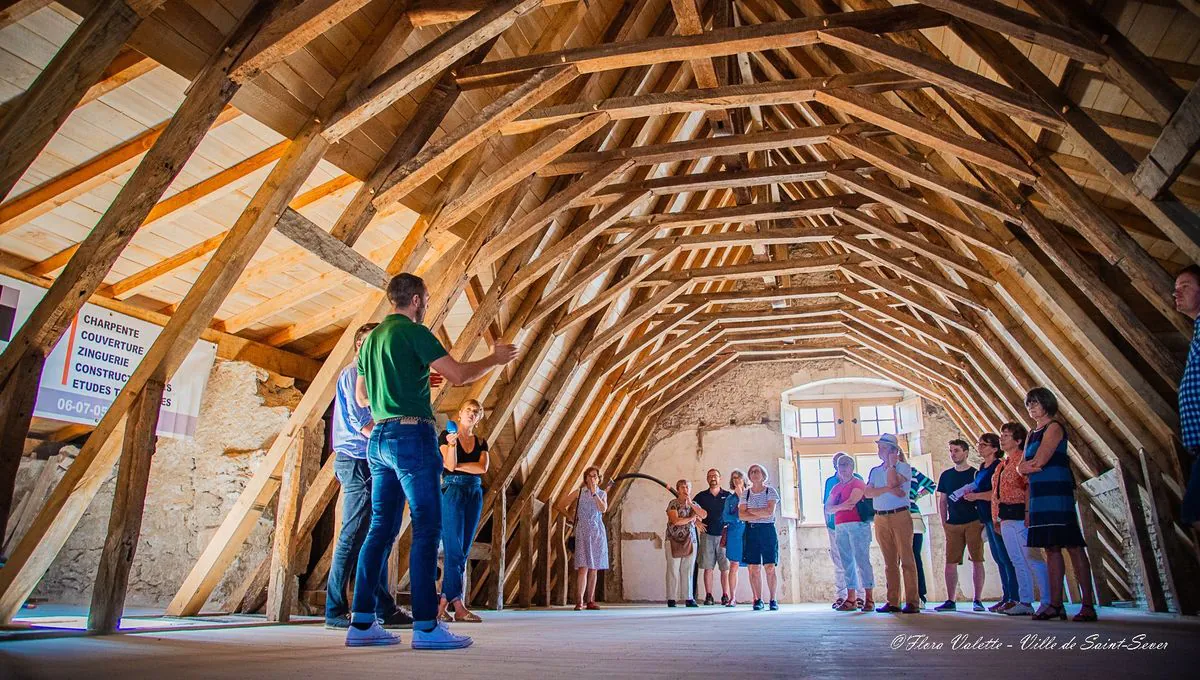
[437,399,489,623]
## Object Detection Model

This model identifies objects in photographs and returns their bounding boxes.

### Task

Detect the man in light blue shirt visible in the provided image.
[325,323,411,629]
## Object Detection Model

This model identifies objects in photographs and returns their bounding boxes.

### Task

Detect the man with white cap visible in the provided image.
[863,433,919,613]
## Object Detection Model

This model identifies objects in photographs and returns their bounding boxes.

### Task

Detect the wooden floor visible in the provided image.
[1,604,1197,679]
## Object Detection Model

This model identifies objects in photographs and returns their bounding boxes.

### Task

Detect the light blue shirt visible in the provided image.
[332,364,372,459]
[867,461,912,512]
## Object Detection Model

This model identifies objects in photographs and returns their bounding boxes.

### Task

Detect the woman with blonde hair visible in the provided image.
[721,469,748,606]
[438,399,489,623]
[563,466,610,610]
[739,463,780,611]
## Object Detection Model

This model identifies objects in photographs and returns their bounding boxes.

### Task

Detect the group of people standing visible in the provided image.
[661,464,781,611]
[323,273,518,650]
[822,388,1098,621]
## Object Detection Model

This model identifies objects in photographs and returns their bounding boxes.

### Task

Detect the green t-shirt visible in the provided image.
[357,313,448,421]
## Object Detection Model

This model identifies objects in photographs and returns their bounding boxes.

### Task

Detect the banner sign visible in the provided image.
[0,274,216,439]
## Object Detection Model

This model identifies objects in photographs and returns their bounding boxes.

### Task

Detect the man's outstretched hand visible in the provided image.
[491,343,519,365]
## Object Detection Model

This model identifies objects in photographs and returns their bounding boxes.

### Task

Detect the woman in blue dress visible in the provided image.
[721,469,747,607]
[1017,387,1097,622]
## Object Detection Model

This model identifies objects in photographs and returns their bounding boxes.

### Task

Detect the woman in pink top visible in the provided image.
[992,422,1049,616]
[824,454,875,612]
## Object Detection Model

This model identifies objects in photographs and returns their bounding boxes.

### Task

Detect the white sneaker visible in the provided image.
[346,621,401,647]
[411,621,473,650]
[1005,602,1035,616]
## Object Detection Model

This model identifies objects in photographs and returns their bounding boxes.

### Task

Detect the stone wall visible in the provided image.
[12,360,304,609]
[619,357,1018,604]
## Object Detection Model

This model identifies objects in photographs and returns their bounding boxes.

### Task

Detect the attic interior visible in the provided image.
[0,0,1199,675]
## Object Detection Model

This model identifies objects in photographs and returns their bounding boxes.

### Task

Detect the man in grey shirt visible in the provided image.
[863,433,919,613]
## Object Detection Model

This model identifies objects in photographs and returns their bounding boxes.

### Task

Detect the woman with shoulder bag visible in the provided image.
[665,479,705,607]
[561,467,610,611]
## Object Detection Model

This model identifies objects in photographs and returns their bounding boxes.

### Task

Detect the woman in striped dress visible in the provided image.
[1017,387,1097,622]
[564,467,610,611]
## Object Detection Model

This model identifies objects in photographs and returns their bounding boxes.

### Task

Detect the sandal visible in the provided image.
[1072,605,1098,622]
[831,597,845,610]
[861,599,875,612]
[586,601,601,610]
[835,600,858,611]
[437,611,453,623]
[855,598,865,610]
[1032,604,1067,621]
[454,610,483,623]
[573,603,583,611]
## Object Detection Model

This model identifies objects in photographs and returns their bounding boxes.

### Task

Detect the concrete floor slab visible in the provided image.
[0,604,1196,679]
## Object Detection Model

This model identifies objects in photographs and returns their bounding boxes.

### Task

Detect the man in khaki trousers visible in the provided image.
[864,433,920,613]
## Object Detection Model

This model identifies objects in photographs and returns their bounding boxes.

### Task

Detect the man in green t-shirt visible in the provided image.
[347,273,517,650]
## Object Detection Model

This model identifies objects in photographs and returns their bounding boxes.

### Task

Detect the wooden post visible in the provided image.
[1113,461,1169,612]
[1075,493,1116,607]
[266,424,319,622]
[0,352,45,533]
[488,485,506,610]
[555,516,569,606]
[518,501,534,608]
[1139,448,1200,614]
[86,379,165,634]
[535,503,552,606]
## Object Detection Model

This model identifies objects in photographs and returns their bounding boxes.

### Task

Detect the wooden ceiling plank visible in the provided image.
[0,0,167,203]
[910,0,1104,64]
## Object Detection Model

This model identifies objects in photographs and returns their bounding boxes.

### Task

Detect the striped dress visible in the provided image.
[1024,422,1085,548]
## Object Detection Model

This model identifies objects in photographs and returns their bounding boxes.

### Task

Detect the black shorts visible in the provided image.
[741,522,778,565]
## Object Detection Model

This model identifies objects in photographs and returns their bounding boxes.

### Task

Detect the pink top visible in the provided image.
[829,478,867,525]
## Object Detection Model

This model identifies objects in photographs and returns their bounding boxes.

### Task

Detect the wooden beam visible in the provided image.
[0,3,277,538]
[488,485,507,610]
[231,0,379,82]
[0,0,165,202]
[554,249,683,334]
[432,113,611,232]
[0,106,240,236]
[266,423,318,622]
[471,160,637,271]
[371,65,578,209]
[322,0,545,142]
[85,379,164,634]
[1132,82,1200,199]
[910,0,1104,64]
[0,3,404,621]
[503,71,912,135]
[815,88,1035,184]
[455,3,948,87]
[818,27,1061,131]
[273,209,389,289]
[518,502,534,608]
[541,122,874,175]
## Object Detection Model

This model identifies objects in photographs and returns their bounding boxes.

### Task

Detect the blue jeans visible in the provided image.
[835,521,874,590]
[441,475,483,604]
[352,420,441,630]
[982,518,1018,602]
[325,455,396,622]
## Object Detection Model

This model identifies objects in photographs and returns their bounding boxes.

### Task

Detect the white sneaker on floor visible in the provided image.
[412,621,473,650]
[346,621,401,647]
[1004,602,1035,616]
